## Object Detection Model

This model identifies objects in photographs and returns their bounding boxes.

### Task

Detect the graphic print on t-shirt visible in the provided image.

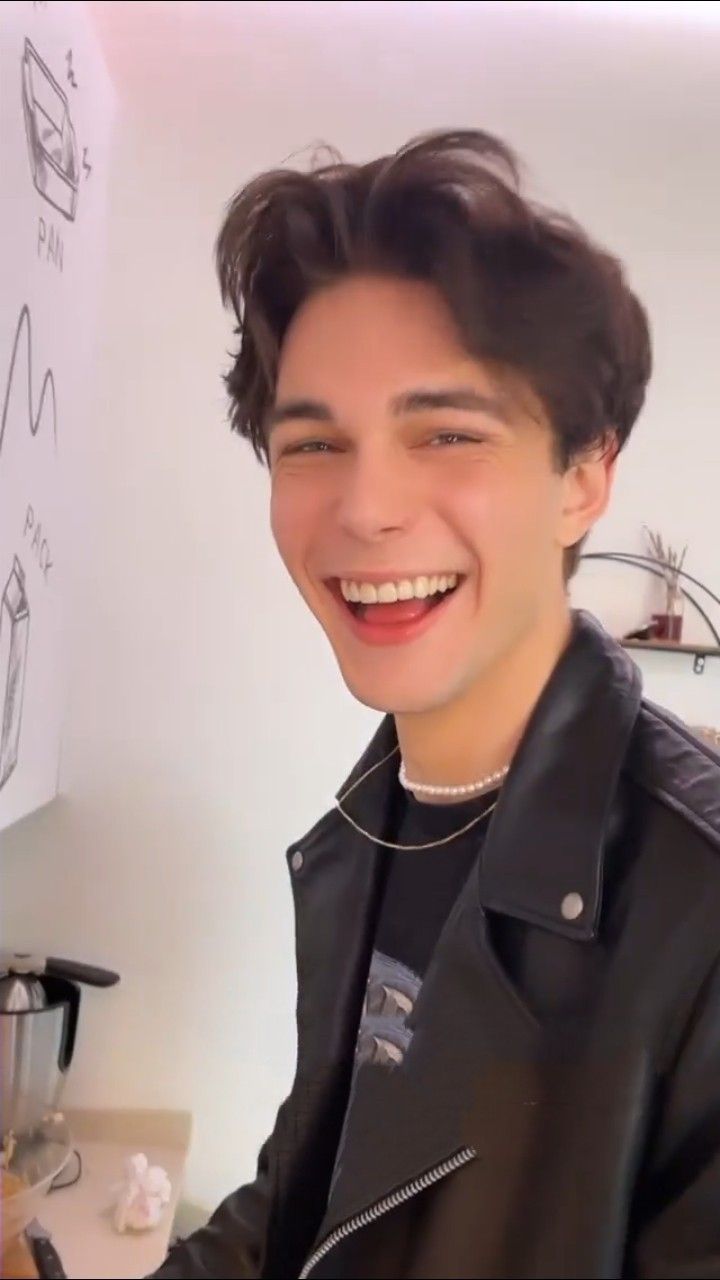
[325,948,422,1199]
[355,949,421,1069]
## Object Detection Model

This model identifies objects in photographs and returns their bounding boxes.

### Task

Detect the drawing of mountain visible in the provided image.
[1,304,57,464]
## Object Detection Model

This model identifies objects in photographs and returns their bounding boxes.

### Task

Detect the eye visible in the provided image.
[427,431,487,447]
[279,440,338,457]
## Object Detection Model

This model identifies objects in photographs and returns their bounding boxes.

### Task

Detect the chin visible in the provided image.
[341,667,466,717]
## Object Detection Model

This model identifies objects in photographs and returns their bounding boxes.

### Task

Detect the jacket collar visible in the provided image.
[328,609,643,942]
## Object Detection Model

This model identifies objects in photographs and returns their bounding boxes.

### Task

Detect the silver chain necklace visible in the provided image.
[335,743,503,852]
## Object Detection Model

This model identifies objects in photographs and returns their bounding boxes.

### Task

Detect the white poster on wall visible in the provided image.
[0,1,115,833]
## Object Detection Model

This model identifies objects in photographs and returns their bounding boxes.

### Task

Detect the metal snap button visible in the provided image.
[290,850,304,873]
[561,891,584,921]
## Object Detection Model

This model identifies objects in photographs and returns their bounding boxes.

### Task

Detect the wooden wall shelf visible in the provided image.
[621,638,720,674]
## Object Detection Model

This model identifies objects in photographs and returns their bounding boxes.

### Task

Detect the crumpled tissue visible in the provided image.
[112,1152,172,1233]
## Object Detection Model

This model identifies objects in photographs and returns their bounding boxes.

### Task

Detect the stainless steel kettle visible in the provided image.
[0,952,119,1136]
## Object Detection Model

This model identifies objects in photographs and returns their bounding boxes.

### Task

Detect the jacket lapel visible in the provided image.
[286,713,399,1079]
[310,863,541,1241]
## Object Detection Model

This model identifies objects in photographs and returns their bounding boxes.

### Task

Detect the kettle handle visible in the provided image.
[41,977,80,1074]
[45,957,120,988]
[58,981,80,1074]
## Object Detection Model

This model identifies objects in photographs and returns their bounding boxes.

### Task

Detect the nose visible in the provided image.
[334,444,420,542]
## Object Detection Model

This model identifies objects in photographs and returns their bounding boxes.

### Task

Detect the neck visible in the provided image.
[394,603,573,805]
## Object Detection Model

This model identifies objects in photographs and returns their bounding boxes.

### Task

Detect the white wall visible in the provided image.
[2,0,719,1211]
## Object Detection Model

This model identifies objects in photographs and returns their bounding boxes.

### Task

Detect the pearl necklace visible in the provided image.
[398,759,510,798]
[334,744,506,852]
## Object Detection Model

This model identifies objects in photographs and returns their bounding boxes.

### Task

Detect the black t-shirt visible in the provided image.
[352,787,497,1072]
[310,783,499,1277]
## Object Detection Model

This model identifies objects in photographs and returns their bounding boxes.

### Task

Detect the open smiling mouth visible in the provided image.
[325,574,467,646]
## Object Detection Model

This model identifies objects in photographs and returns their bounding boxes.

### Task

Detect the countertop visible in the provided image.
[31,1108,193,1280]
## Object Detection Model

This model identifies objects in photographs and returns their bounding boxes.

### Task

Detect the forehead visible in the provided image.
[275,274,543,428]
[277,275,488,394]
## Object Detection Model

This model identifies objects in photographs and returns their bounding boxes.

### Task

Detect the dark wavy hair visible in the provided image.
[214,129,652,580]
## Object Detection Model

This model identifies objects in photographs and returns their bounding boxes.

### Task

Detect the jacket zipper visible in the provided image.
[298,1145,477,1279]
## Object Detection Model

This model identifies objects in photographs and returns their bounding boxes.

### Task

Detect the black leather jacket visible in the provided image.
[151,610,720,1279]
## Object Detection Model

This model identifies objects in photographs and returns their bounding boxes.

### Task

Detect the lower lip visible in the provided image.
[326,580,465,647]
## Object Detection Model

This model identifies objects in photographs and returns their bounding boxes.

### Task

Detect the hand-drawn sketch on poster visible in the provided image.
[0,556,30,790]
[22,36,80,221]
[0,2,116,833]
[0,301,55,799]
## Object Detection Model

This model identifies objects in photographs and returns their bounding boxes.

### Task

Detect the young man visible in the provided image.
[152,131,720,1278]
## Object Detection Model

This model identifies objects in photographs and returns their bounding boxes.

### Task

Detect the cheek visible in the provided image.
[269,482,303,570]
[269,476,331,582]
[449,470,559,566]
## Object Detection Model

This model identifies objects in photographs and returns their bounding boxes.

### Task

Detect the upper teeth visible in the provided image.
[340,573,460,604]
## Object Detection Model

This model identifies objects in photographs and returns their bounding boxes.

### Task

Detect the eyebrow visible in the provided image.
[390,387,511,423]
[266,386,512,433]
[266,399,333,433]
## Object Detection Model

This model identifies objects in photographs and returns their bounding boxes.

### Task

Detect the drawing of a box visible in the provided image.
[0,559,30,789]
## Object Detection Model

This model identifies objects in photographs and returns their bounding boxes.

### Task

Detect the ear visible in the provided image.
[557,432,618,551]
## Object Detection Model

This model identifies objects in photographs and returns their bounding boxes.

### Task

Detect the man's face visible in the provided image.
[269,275,606,714]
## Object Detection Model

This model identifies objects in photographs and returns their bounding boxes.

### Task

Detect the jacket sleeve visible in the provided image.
[631,954,720,1278]
[146,1093,292,1280]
